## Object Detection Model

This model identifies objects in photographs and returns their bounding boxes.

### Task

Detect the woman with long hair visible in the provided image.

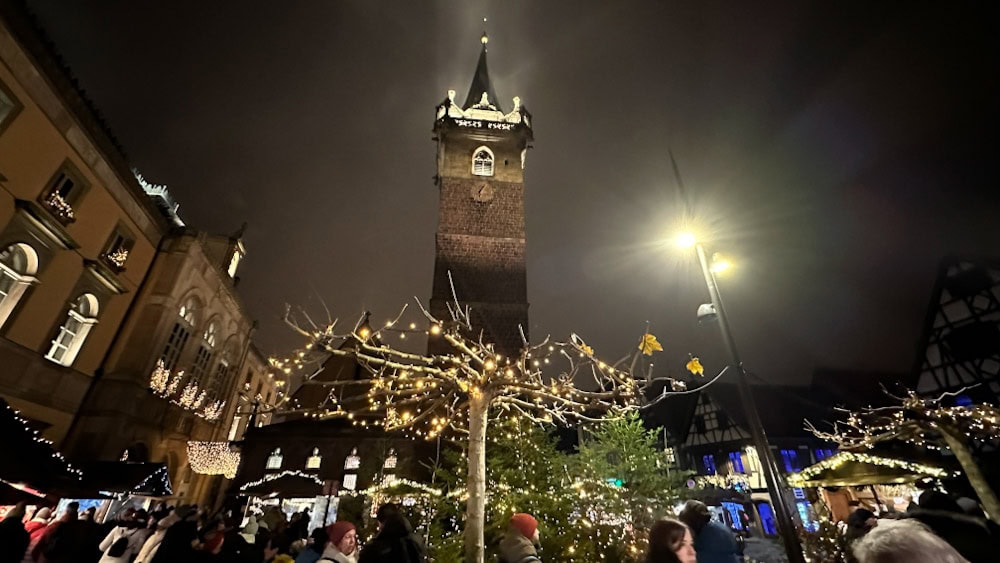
[646,518,697,563]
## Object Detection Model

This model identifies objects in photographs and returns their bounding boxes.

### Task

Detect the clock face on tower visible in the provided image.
[472,182,494,202]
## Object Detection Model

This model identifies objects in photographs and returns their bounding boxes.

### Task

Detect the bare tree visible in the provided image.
[806,387,1000,522]
[281,286,684,563]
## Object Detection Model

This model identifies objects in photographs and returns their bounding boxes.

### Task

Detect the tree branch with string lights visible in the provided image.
[279,280,691,563]
[805,386,1000,522]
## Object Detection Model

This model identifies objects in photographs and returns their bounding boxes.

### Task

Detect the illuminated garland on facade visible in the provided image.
[187,441,241,479]
[149,363,224,421]
[238,469,324,492]
[694,473,751,490]
[787,451,952,487]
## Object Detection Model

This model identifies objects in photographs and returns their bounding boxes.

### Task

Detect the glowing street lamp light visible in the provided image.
[677,232,806,563]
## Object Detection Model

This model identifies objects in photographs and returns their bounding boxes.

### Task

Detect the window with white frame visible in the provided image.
[344,448,361,470]
[383,449,397,470]
[471,147,494,177]
[45,293,99,366]
[266,448,283,470]
[306,447,322,470]
[0,243,39,329]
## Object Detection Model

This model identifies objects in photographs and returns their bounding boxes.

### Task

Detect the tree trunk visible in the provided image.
[465,396,489,563]
[939,423,1000,522]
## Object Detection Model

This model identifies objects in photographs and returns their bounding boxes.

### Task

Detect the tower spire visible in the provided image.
[463,24,503,112]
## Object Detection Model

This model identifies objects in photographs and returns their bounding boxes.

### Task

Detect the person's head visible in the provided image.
[853,519,969,563]
[678,500,711,534]
[326,521,357,555]
[646,518,696,563]
[918,491,963,514]
[510,513,539,543]
[375,503,400,527]
[847,508,878,531]
[66,502,79,514]
[33,507,52,521]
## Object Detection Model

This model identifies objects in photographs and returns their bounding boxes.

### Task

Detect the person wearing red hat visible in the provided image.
[499,513,541,563]
[318,521,357,563]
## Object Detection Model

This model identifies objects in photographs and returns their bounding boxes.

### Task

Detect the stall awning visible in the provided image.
[0,398,82,492]
[787,451,955,487]
[72,462,173,498]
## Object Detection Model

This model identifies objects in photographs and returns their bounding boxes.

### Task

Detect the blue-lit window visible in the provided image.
[729,451,745,473]
[955,394,973,407]
[814,448,835,461]
[702,454,717,474]
[780,449,800,472]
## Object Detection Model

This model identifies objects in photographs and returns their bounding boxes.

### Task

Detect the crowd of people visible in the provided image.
[1,490,996,563]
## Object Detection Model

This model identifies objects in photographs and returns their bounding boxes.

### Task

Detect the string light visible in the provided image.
[187,441,241,478]
[787,451,953,487]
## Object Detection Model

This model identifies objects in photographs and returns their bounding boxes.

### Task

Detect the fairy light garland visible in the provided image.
[187,441,241,478]
[787,451,953,487]
[238,469,324,492]
[148,363,230,421]
[2,399,82,479]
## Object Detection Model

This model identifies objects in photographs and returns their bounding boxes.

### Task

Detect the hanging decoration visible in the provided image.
[786,451,953,487]
[187,441,241,479]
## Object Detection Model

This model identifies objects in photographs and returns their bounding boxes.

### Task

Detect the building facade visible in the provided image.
[429,34,533,356]
[0,0,165,444]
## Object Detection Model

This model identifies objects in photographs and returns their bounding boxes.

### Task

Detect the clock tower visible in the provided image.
[429,33,533,356]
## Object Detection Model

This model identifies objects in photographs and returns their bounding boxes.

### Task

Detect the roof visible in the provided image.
[705,382,830,440]
[73,462,173,497]
[0,398,82,491]
[463,35,503,111]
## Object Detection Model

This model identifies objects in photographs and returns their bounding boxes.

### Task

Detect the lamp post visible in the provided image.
[685,237,806,563]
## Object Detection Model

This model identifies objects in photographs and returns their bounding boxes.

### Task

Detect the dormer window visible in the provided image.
[344,448,361,470]
[227,249,243,278]
[100,228,134,272]
[266,448,283,470]
[471,147,494,177]
[383,449,397,470]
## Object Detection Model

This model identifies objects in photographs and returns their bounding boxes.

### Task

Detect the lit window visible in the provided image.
[814,448,835,461]
[780,449,801,472]
[100,229,133,272]
[227,250,242,278]
[266,448,283,470]
[664,447,676,464]
[729,451,745,473]
[0,79,21,134]
[45,293,99,366]
[344,448,361,470]
[306,447,322,470]
[203,322,218,348]
[384,449,397,469]
[178,298,198,325]
[471,147,494,177]
[702,454,717,475]
[342,473,357,491]
[0,243,39,329]
[228,416,242,441]
[383,473,397,487]
[40,168,87,224]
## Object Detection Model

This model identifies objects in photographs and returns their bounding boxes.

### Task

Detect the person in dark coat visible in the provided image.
[149,505,200,563]
[904,490,1000,563]
[357,504,424,563]
[678,500,740,563]
[0,502,29,563]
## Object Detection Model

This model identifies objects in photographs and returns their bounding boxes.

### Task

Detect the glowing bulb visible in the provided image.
[676,232,697,248]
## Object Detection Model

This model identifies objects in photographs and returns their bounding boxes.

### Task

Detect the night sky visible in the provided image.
[28,2,998,386]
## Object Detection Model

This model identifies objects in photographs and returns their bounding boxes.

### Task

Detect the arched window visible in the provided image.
[190,321,218,385]
[383,449,397,470]
[203,321,218,348]
[161,298,198,371]
[306,447,322,470]
[266,448,283,470]
[46,293,99,366]
[0,243,39,329]
[471,146,494,177]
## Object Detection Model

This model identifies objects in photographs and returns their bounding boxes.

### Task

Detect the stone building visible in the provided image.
[0,0,165,444]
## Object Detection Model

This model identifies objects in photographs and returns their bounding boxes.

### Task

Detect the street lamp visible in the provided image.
[677,232,806,563]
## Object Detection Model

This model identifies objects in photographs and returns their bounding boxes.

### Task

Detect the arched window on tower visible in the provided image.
[46,293,99,366]
[306,447,322,470]
[471,146,494,177]
[0,243,39,329]
[266,448,283,470]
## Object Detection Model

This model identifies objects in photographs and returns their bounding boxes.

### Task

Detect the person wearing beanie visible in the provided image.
[499,513,541,563]
[319,521,357,563]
